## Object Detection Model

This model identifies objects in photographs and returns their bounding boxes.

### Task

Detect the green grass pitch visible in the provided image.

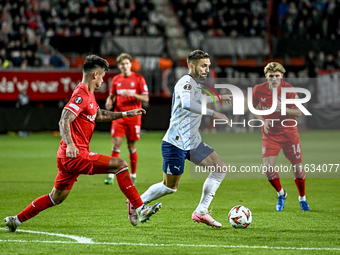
[0,130,339,254]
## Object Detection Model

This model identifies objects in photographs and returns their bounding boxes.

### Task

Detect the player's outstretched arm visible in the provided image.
[59,109,79,158]
[96,108,146,122]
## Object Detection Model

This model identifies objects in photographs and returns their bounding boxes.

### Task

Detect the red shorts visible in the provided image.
[111,121,141,141]
[262,132,303,164]
[55,152,111,190]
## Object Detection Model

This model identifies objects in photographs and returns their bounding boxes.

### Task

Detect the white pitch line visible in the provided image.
[0,239,339,251]
[1,228,93,243]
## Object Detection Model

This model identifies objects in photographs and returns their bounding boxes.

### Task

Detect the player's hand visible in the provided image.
[105,101,113,110]
[126,108,146,117]
[263,120,271,134]
[221,94,232,107]
[212,111,231,127]
[66,143,79,158]
[276,100,282,111]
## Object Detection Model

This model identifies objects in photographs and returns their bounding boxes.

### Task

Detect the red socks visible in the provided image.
[265,171,282,192]
[111,150,120,158]
[115,167,143,209]
[294,169,306,196]
[129,151,138,175]
[17,194,55,223]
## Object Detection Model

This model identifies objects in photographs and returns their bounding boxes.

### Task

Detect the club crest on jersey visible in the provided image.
[117,83,121,87]
[183,84,192,90]
[130,82,135,87]
[75,97,83,104]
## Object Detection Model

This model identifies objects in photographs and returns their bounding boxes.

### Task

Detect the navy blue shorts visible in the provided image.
[162,141,214,175]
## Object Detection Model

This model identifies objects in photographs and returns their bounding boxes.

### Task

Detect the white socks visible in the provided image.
[299,195,306,201]
[277,188,285,196]
[14,216,21,226]
[141,182,176,204]
[108,173,115,179]
[195,172,226,215]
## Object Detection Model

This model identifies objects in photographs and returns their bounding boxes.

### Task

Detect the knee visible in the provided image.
[109,158,128,173]
[263,164,275,173]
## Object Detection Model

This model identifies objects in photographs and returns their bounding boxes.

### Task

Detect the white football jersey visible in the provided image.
[163,74,203,150]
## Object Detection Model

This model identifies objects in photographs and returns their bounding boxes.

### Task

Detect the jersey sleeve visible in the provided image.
[64,89,88,117]
[138,76,149,95]
[252,85,260,107]
[110,76,117,96]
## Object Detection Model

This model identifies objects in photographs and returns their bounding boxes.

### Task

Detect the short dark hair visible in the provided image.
[187,50,210,65]
[83,55,109,73]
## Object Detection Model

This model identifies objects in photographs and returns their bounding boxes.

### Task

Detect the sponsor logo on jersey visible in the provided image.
[261,98,266,102]
[75,96,83,104]
[117,89,136,95]
[117,83,121,87]
[183,84,192,90]
[69,103,79,111]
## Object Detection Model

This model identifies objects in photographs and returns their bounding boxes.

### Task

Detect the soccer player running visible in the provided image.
[4,55,161,232]
[252,62,310,211]
[104,53,149,185]
[127,50,232,227]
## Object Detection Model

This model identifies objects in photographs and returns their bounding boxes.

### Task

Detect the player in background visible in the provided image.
[126,50,232,227]
[252,62,310,212]
[104,53,149,185]
[4,55,161,232]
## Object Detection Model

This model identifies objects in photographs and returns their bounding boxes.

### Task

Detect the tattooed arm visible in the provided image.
[59,109,79,158]
[95,108,146,122]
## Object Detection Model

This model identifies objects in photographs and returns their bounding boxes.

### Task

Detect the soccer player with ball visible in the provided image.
[4,55,161,232]
[126,50,232,228]
[252,62,310,212]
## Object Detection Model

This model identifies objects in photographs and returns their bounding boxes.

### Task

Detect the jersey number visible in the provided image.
[135,125,140,138]
[291,143,301,154]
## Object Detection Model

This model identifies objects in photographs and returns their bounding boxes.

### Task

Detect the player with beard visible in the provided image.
[126,50,233,227]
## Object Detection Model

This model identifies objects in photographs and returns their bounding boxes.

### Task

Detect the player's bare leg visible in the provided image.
[292,162,310,211]
[263,156,287,211]
[127,140,138,184]
[192,151,226,228]
[105,136,124,184]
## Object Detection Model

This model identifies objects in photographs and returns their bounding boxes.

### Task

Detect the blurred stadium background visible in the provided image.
[0,0,340,133]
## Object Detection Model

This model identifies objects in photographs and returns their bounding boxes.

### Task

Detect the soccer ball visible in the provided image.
[228,205,252,228]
